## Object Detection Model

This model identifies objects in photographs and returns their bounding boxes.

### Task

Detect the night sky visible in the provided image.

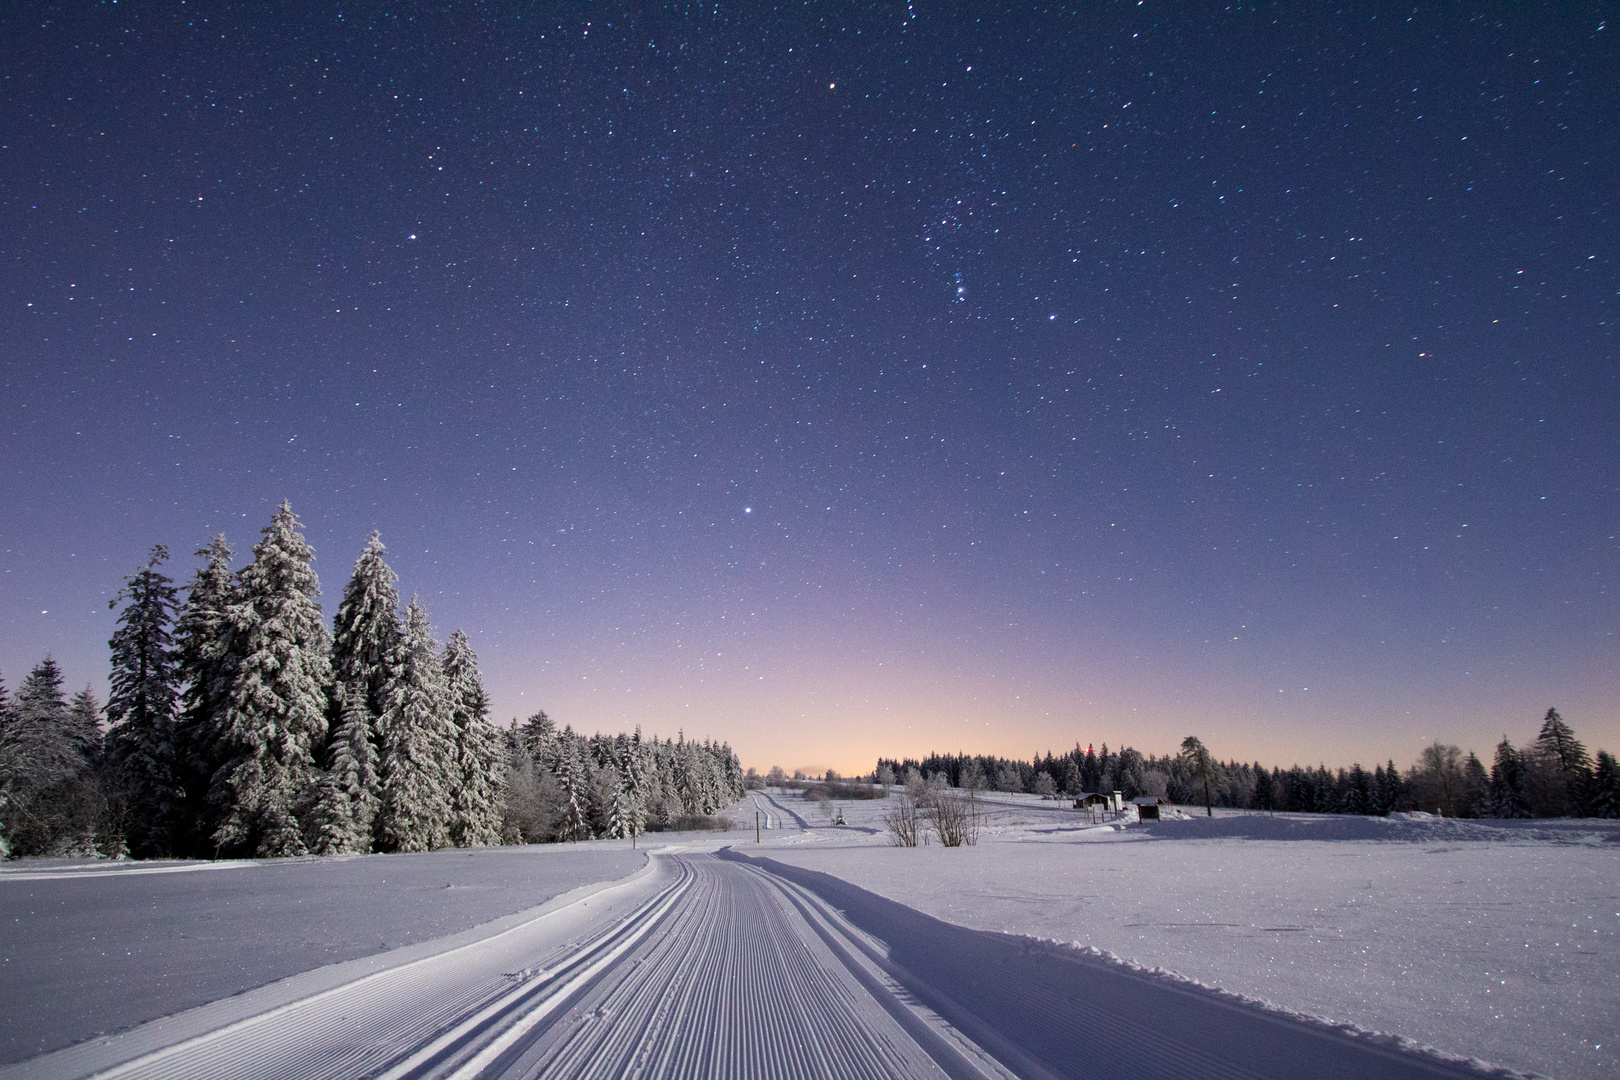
[3,3,1616,776]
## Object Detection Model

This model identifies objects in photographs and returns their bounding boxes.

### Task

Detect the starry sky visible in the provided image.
[3,3,1616,776]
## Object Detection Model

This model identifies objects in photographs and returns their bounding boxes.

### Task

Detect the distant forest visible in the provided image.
[878,714,1620,819]
[0,502,743,860]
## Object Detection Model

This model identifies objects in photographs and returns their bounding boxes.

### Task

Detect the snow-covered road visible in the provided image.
[8,845,1504,1080]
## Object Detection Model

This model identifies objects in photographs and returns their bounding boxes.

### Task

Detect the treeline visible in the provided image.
[877,709,1619,819]
[0,502,742,860]
[502,714,744,843]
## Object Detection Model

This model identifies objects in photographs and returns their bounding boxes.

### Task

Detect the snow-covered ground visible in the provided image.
[0,844,646,1064]
[6,797,1614,1078]
[748,788,1620,1080]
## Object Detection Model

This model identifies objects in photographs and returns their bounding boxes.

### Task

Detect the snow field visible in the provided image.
[0,844,647,1067]
[751,789,1620,1080]
[1,852,678,1080]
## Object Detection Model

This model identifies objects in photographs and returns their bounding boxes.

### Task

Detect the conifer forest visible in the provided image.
[879,708,1619,821]
[0,502,744,859]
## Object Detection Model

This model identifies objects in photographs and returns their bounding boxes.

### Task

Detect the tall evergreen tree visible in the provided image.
[330,532,401,720]
[1179,735,1215,816]
[1061,758,1082,797]
[1535,709,1590,774]
[13,658,77,771]
[0,658,92,855]
[518,710,557,765]
[443,629,504,847]
[1341,763,1371,815]
[65,683,104,762]
[1490,737,1530,819]
[171,535,236,856]
[209,503,333,858]
[1253,765,1276,812]
[555,739,589,841]
[607,764,643,842]
[1532,708,1592,815]
[375,598,456,852]
[104,545,181,856]
[1462,753,1491,818]
[312,680,379,854]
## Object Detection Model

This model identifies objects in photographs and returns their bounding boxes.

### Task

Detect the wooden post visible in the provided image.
[756,810,761,843]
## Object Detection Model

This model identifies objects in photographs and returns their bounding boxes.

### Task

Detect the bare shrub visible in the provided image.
[929,787,981,847]
[884,791,923,847]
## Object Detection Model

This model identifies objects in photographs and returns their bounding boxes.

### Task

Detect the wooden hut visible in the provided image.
[1074,792,1111,823]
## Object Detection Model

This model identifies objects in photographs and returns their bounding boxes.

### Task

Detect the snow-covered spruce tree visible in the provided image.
[104,545,181,857]
[517,710,556,765]
[620,739,647,841]
[330,532,401,722]
[719,741,745,801]
[209,503,333,858]
[1,658,96,855]
[1062,758,1082,797]
[443,629,504,847]
[375,598,456,853]
[312,680,379,854]
[669,737,691,814]
[554,737,589,841]
[638,736,674,828]
[170,535,236,856]
[312,532,404,854]
[607,761,645,842]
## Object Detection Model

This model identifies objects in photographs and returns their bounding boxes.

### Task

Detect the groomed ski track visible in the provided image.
[7,842,1505,1080]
